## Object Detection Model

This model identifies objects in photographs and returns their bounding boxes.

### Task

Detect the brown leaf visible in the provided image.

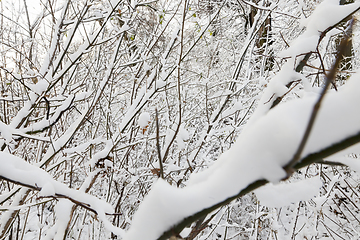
[151,168,161,176]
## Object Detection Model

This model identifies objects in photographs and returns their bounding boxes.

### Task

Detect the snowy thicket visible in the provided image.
[1,0,360,239]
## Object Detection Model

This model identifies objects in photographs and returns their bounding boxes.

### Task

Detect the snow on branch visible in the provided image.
[249,0,360,125]
[124,66,360,240]
[0,152,125,236]
[122,2,360,239]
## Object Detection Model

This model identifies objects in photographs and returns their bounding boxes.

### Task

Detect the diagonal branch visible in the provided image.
[155,18,358,240]
[270,7,360,110]
[156,129,360,240]
[0,175,96,215]
[286,18,354,171]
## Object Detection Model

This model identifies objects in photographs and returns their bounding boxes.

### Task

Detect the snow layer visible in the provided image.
[326,155,360,173]
[138,111,151,128]
[177,125,189,150]
[0,151,124,237]
[123,68,360,240]
[300,0,360,34]
[281,0,360,58]
[254,177,322,208]
[251,1,360,126]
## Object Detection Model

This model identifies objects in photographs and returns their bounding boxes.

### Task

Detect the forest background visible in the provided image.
[1,0,360,239]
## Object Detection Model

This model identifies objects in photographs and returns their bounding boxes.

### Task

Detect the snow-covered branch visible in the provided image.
[123,2,360,239]
[2,0,360,239]
[0,151,125,236]
[124,66,360,239]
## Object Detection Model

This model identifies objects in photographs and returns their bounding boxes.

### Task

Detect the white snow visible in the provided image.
[0,121,14,144]
[254,177,322,208]
[22,95,75,133]
[326,155,360,173]
[89,140,113,167]
[33,79,49,94]
[248,60,305,125]
[138,111,151,128]
[251,0,360,126]
[130,0,137,9]
[300,0,360,34]
[3,1,360,239]
[177,125,189,150]
[124,68,360,240]
[156,79,166,88]
[0,199,50,211]
[0,151,125,237]
[281,0,360,58]
[180,227,192,238]
[38,182,56,197]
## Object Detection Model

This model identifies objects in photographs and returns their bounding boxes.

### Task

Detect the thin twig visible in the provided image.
[161,0,187,163]
[316,46,337,91]
[0,175,121,216]
[155,109,164,179]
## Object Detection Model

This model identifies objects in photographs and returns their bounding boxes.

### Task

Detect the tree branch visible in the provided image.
[156,128,360,240]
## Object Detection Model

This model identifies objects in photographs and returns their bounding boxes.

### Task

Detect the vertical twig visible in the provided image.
[155,109,164,179]
[161,0,187,163]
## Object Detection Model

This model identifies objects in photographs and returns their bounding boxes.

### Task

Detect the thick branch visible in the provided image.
[156,19,358,239]
[0,175,119,216]
[157,129,360,240]
[286,19,353,170]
